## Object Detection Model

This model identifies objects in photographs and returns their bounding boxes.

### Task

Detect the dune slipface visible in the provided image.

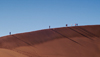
[0,25,100,57]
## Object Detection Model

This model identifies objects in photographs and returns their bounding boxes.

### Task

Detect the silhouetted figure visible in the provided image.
[76,24,78,26]
[9,32,11,35]
[75,23,78,26]
[66,24,68,27]
[49,26,50,29]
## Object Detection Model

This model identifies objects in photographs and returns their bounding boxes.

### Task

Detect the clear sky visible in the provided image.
[0,0,100,37]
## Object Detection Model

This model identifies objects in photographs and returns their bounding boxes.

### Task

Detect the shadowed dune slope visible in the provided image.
[0,25,100,57]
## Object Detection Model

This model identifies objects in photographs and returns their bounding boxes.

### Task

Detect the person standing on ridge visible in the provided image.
[66,24,68,27]
[49,26,50,29]
[75,24,76,26]
[9,32,11,35]
[75,23,78,26]
[76,23,78,26]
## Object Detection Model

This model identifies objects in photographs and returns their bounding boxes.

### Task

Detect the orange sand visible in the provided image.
[0,25,100,57]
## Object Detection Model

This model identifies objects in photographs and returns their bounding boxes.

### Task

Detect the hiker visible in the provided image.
[75,23,78,26]
[9,32,11,35]
[49,26,50,29]
[66,24,68,27]
[76,24,78,26]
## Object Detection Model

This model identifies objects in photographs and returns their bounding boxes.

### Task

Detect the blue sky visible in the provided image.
[0,0,100,36]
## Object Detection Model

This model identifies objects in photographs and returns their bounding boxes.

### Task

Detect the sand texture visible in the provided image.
[0,25,100,57]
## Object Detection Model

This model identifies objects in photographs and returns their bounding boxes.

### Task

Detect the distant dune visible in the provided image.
[0,25,100,57]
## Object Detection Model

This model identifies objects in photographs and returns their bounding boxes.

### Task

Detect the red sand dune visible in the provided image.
[0,25,100,57]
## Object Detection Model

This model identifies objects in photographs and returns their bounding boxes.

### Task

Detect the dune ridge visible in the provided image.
[0,25,100,57]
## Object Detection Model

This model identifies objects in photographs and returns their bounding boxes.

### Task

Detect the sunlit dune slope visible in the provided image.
[0,25,100,57]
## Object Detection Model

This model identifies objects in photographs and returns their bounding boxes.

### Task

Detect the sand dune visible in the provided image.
[0,25,100,57]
